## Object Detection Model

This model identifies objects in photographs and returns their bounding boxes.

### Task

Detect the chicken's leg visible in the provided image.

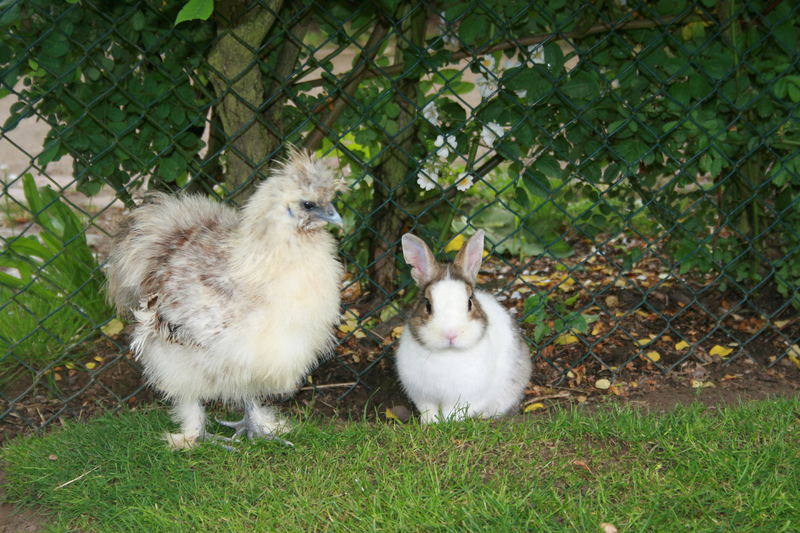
[217,400,293,446]
[164,398,207,449]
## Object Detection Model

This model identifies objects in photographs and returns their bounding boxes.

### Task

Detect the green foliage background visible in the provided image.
[2,0,797,305]
[0,0,798,389]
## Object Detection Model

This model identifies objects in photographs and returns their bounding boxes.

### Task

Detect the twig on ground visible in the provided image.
[299,382,358,391]
[54,465,100,490]
[521,392,571,406]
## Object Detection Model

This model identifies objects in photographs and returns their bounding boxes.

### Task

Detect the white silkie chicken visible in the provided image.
[105,149,344,449]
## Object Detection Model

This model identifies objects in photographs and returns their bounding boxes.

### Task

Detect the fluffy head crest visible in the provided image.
[273,146,346,197]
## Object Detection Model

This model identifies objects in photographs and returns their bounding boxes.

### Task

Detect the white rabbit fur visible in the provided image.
[396,229,532,423]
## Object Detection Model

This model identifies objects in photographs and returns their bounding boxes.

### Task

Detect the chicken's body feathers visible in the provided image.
[105,150,343,447]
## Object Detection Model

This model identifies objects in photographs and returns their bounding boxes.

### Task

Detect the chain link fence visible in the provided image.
[1,0,799,438]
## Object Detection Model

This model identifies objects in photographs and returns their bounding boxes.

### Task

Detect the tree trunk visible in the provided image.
[369,5,426,296]
[207,0,284,199]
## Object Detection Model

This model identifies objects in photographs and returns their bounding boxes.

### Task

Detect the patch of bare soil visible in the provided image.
[0,471,44,533]
[1,338,156,443]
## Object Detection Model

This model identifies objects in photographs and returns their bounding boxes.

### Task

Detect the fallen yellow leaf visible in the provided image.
[342,308,360,320]
[556,334,579,345]
[101,318,124,337]
[557,276,577,292]
[85,362,97,370]
[595,378,611,390]
[691,379,715,389]
[591,322,604,336]
[675,340,690,350]
[636,338,652,346]
[709,345,733,357]
[644,351,661,363]
[338,319,366,339]
[391,326,404,339]
[787,345,800,369]
[444,234,465,252]
[523,402,546,413]
[385,408,398,420]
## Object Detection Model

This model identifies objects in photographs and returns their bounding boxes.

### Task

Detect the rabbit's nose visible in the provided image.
[445,330,459,345]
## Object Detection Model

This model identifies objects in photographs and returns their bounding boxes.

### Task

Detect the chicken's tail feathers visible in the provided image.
[103,195,170,314]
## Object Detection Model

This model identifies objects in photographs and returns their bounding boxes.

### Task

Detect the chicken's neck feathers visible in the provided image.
[229,220,339,290]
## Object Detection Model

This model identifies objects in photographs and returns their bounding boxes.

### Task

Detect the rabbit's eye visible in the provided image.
[468,297,473,311]
[424,298,432,314]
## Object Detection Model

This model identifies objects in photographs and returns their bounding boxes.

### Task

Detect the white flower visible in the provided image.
[478,54,497,74]
[422,101,439,125]
[528,44,545,65]
[515,89,528,98]
[439,13,459,47]
[480,122,504,147]
[475,74,498,98]
[474,54,501,99]
[417,167,438,191]
[434,134,457,159]
[455,171,474,191]
[503,58,522,70]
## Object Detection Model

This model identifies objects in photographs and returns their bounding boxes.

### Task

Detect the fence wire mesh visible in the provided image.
[1,0,799,438]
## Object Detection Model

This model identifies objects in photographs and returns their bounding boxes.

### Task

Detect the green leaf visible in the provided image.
[459,13,488,45]
[534,154,561,178]
[561,71,600,100]
[0,2,20,27]
[384,102,400,119]
[616,139,650,164]
[522,168,551,198]
[534,321,550,342]
[544,42,565,72]
[505,66,551,98]
[175,0,214,25]
[37,140,61,167]
[449,81,474,95]
[514,186,530,209]
[497,139,522,160]
[131,11,146,31]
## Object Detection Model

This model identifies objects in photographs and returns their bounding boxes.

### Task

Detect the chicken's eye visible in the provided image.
[302,201,317,210]
[424,298,432,314]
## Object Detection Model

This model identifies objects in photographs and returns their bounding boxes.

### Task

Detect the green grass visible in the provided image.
[3,399,799,532]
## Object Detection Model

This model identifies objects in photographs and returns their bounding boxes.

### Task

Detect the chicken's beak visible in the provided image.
[319,204,343,227]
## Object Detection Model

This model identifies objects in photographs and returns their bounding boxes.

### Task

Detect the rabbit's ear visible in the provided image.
[454,229,485,282]
[402,233,439,285]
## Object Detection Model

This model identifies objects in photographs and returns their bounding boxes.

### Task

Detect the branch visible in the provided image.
[299,13,708,89]
[301,22,390,152]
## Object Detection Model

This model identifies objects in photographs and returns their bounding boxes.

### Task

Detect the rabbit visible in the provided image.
[395,229,532,423]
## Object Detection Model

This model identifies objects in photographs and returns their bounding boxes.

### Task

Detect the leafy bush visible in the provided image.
[0,174,111,367]
[2,0,798,307]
